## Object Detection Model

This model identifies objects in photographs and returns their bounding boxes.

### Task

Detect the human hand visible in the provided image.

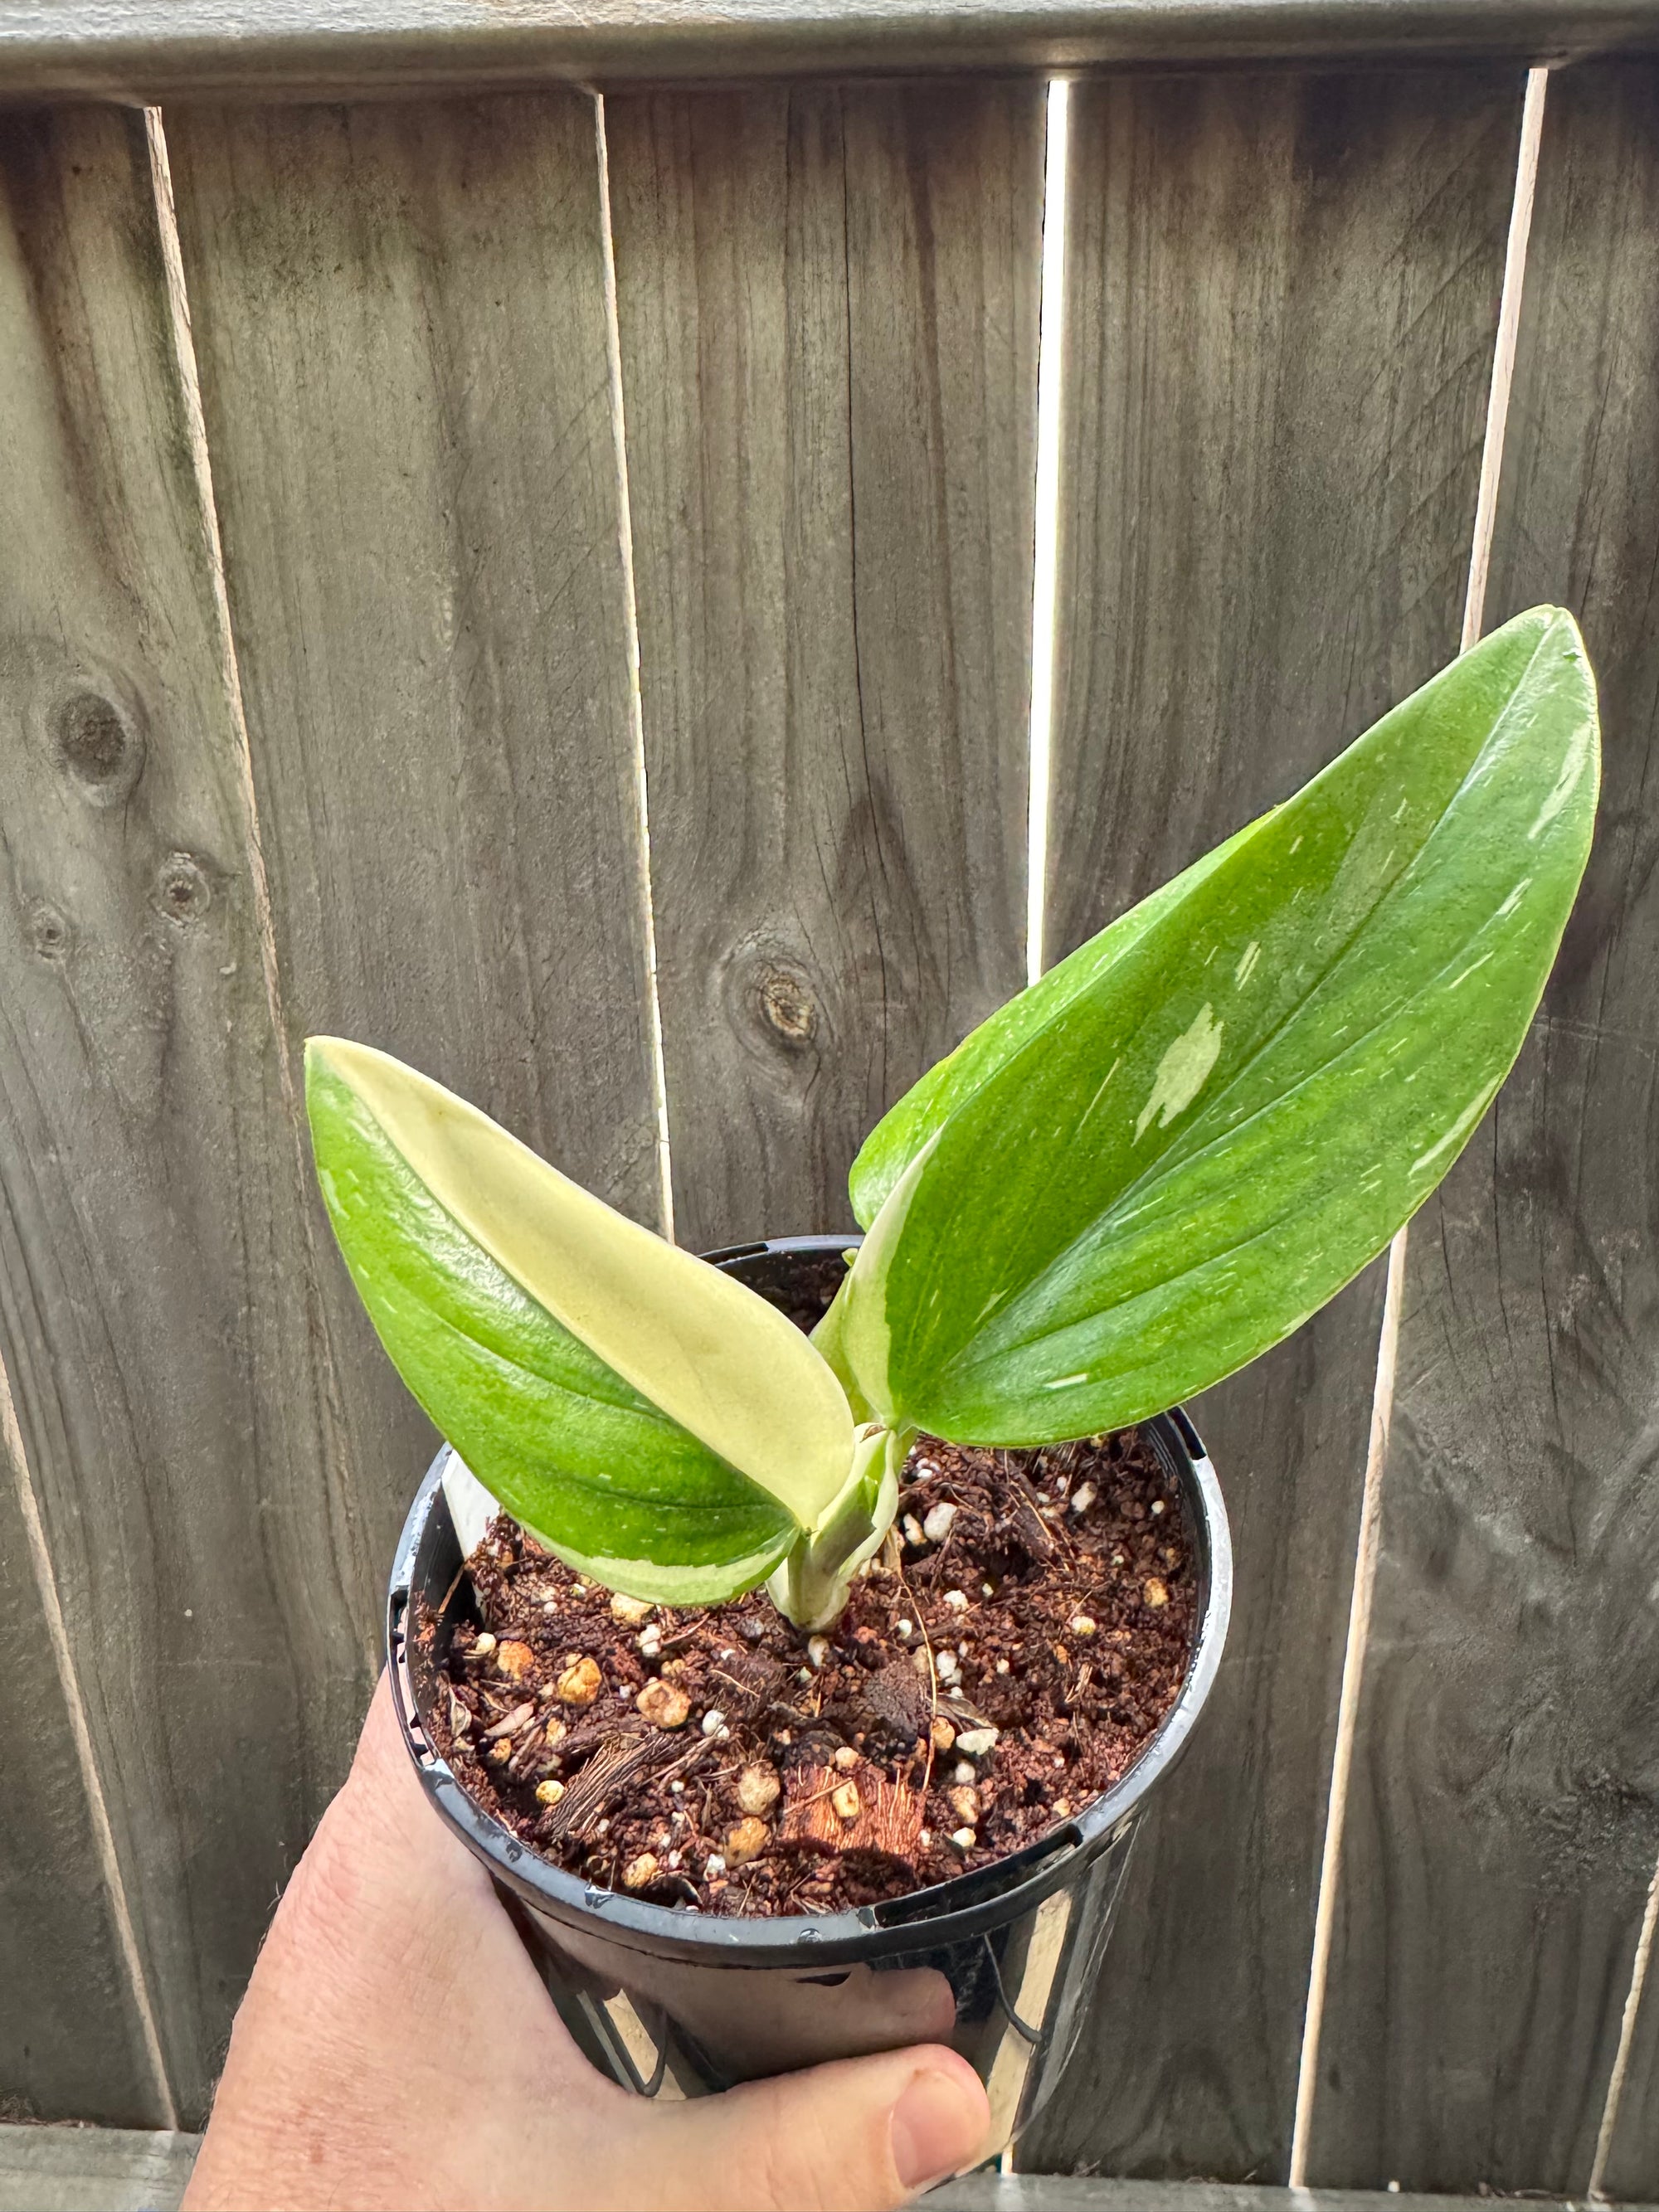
[183,1675,990,2210]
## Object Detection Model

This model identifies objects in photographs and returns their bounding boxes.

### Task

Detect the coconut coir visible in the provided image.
[422,1427,1196,1917]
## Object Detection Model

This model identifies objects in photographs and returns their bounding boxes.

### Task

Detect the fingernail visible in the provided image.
[891,2067,985,2190]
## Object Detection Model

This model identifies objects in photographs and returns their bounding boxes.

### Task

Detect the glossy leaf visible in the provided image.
[848,811,1268,1228]
[307,1042,856,1602]
[838,606,1599,1444]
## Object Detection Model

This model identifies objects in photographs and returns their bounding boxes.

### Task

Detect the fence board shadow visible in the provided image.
[1305,56,1659,2198]
[606,82,1041,1249]
[1020,66,1524,2182]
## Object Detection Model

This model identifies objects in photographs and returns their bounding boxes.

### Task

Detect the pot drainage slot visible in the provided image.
[387,1595,439,1772]
[581,1992,677,2098]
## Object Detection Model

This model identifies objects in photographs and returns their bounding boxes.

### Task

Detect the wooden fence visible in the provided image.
[0,7,1656,2195]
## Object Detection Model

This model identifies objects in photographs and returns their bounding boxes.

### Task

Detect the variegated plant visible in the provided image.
[308,605,1599,1629]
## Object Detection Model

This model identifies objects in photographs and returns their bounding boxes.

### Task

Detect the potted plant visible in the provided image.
[307,605,1597,2153]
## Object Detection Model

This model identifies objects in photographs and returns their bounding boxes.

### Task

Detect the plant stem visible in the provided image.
[768,1423,910,1630]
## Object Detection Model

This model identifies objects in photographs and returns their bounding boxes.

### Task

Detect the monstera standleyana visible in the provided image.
[308,605,1598,1628]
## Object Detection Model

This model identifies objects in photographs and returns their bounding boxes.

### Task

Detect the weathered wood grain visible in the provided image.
[1608,1913,1659,2205]
[927,2182,1652,2212]
[0,2125,197,2212]
[1305,58,1659,2197]
[0,1,1647,100]
[0,106,368,2124]
[607,84,1040,1248]
[0,1447,158,2125]
[6,2127,1647,2212]
[1023,70,1524,2180]
[164,96,660,1528]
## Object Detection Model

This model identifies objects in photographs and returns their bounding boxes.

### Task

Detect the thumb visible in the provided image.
[625,2044,990,2212]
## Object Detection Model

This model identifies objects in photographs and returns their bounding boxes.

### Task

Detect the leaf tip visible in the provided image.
[303,1033,373,1108]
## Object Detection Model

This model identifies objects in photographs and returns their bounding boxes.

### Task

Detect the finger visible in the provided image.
[617,2044,990,2212]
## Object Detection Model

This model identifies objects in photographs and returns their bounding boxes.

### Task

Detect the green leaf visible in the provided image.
[440,1452,787,1608]
[306,1042,857,1599]
[809,1275,875,1424]
[840,605,1599,1443]
[849,811,1270,1228]
[836,1133,938,1429]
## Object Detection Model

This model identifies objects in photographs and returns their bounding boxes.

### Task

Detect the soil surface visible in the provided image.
[421,1428,1197,1916]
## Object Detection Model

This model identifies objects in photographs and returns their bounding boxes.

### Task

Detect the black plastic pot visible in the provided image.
[387,1236,1232,2159]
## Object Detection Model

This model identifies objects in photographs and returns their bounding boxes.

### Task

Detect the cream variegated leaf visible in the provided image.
[307,1042,857,1602]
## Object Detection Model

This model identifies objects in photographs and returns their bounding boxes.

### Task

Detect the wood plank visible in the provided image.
[164,95,660,1539]
[1608,1926,1659,2206]
[0,1451,158,2125]
[0,2127,197,2212]
[6,2129,1649,2212]
[607,83,1040,1249]
[1565,109,1659,2212]
[1022,69,1523,2181]
[0,2,1648,100]
[0,105,373,2126]
[1306,58,1659,2198]
[928,2183,1653,2212]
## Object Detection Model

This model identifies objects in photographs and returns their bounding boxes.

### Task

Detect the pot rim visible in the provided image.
[387,1232,1233,1969]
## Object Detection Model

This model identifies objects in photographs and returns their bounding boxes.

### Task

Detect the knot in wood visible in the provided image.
[25,898,71,961]
[55,690,144,804]
[154,853,212,925]
[757,965,817,1042]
